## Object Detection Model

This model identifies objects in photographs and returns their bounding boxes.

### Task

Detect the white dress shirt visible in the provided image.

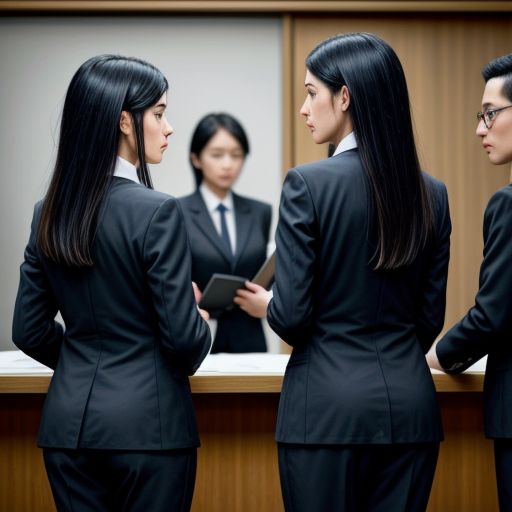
[199,183,237,254]
[113,156,140,184]
[332,131,358,157]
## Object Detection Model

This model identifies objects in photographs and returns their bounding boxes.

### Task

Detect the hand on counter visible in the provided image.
[234,281,272,319]
[426,341,444,372]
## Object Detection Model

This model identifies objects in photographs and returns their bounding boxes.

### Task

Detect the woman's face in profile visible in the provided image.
[192,128,245,196]
[300,70,348,147]
[143,93,173,164]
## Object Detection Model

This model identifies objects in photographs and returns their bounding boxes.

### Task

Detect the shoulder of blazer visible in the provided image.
[421,171,449,212]
[232,192,271,215]
[31,182,174,232]
[292,149,362,182]
[487,183,512,212]
[483,184,512,237]
[421,171,447,196]
[109,178,175,212]
[177,190,204,213]
[33,199,43,218]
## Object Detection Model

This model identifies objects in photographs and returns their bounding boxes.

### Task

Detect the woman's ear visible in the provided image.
[190,153,202,170]
[119,111,133,135]
[339,85,350,112]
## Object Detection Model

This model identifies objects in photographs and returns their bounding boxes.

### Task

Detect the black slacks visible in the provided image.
[494,439,512,512]
[278,442,439,512]
[43,447,196,512]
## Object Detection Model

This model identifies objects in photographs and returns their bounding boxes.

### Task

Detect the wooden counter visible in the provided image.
[0,354,497,511]
[0,369,486,394]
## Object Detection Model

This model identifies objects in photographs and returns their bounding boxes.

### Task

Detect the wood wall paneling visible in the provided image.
[291,15,512,331]
[429,393,498,512]
[0,390,499,512]
[0,395,55,512]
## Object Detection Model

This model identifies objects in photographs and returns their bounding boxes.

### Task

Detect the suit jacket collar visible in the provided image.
[185,190,254,271]
[187,191,233,266]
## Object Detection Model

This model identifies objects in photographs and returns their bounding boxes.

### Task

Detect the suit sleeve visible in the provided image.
[267,169,317,345]
[436,188,512,372]
[144,198,211,375]
[12,205,64,369]
[264,204,272,245]
[416,181,451,353]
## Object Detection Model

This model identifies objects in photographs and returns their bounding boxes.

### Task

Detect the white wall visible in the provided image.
[0,16,283,352]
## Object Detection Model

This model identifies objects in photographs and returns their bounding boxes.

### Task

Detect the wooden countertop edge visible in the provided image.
[0,372,485,394]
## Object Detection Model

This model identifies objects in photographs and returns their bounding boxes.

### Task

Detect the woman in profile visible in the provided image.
[179,113,272,353]
[236,33,451,511]
[12,55,211,512]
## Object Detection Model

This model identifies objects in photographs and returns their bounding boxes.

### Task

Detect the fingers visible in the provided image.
[244,281,265,292]
[233,296,246,307]
[236,288,255,299]
[192,281,202,303]
[198,307,210,322]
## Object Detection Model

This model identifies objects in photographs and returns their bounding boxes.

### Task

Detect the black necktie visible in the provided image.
[216,203,233,256]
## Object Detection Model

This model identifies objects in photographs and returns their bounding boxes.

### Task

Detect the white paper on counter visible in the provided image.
[0,350,487,376]
[0,350,53,374]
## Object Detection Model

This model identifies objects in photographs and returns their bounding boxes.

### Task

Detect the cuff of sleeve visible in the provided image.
[436,342,475,374]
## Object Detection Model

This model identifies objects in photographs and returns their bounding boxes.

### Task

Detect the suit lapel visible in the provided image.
[187,191,233,266]
[232,193,254,270]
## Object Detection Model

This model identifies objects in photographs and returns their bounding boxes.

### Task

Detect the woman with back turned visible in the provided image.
[12,55,211,511]
[235,33,451,511]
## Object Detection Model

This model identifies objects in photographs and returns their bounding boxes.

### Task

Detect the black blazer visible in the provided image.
[178,190,271,353]
[436,184,512,438]
[267,149,451,445]
[12,177,211,450]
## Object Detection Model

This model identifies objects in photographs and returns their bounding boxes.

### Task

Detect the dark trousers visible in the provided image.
[43,447,197,512]
[278,442,439,512]
[494,439,512,511]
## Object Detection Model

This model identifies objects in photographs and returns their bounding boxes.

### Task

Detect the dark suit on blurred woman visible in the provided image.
[179,189,271,353]
[13,176,211,512]
[267,148,451,511]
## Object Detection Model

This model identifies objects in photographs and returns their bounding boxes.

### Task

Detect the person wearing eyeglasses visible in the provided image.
[426,53,512,511]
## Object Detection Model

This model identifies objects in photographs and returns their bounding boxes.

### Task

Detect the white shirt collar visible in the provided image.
[113,156,140,184]
[199,183,234,213]
[332,132,358,157]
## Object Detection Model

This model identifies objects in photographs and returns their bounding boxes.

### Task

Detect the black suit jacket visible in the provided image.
[267,149,450,444]
[436,184,512,438]
[178,190,271,353]
[12,177,211,450]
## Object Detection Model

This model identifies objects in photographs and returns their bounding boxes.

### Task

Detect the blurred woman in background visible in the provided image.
[179,113,272,353]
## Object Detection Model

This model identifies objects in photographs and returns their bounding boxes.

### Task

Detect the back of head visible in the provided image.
[189,112,249,188]
[38,54,168,267]
[306,32,434,270]
[482,53,512,101]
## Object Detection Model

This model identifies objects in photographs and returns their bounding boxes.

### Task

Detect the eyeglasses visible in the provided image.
[476,104,512,129]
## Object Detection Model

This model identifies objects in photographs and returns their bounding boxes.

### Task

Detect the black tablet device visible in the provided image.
[198,274,247,312]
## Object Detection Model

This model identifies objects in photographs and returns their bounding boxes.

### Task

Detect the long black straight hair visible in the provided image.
[38,55,168,267]
[306,33,435,270]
